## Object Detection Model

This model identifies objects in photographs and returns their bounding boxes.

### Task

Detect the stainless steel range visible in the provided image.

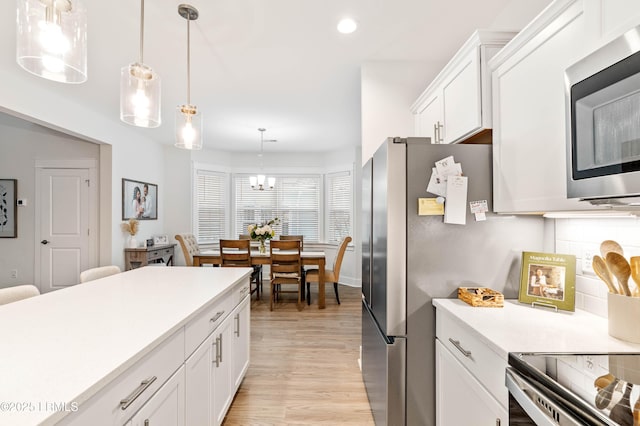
[507,352,640,425]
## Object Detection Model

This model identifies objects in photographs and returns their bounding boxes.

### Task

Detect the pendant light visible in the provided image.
[16,0,88,83]
[175,4,202,150]
[120,0,161,128]
[250,128,276,190]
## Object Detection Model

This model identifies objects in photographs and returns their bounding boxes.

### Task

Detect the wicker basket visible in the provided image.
[457,287,504,307]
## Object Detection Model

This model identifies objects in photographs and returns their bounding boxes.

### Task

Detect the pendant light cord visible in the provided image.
[139,0,145,64]
[186,17,191,105]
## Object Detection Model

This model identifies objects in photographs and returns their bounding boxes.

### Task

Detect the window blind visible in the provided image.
[195,170,227,244]
[327,171,352,243]
[235,175,320,242]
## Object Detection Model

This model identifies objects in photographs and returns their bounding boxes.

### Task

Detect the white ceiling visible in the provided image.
[2,0,551,153]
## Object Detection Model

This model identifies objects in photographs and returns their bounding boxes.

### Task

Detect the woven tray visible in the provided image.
[457,287,504,307]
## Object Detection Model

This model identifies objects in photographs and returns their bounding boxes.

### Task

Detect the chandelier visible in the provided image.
[250,128,275,190]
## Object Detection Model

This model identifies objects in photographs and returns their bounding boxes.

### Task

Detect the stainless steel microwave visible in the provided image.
[565,25,640,206]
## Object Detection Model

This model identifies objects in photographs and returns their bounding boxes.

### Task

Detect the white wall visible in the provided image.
[0,114,99,287]
[361,61,434,165]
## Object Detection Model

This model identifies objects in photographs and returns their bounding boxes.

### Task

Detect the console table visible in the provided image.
[124,243,176,270]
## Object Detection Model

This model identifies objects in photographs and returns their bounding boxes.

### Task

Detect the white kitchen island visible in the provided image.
[0,266,252,426]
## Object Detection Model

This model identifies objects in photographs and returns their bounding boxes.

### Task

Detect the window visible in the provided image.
[194,169,227,244]
[326,171,352,243]
[234,175,321,242]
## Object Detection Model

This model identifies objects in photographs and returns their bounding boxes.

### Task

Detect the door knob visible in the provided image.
[41,240,49,245]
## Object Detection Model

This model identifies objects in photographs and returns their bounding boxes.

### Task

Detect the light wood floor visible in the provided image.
[222,283,375,425]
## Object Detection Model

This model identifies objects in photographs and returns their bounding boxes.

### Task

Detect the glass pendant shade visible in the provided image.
[16,0,88,83]
[175,105,202,150]
[120,63,161,128]
[268,177,276,189]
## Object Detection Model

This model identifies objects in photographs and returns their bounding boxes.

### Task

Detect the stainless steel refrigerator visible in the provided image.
[361,137,544,425]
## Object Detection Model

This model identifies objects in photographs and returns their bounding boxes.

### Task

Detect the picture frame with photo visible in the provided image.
[518,251,576,311]
[122,178,158,220]
[0,179,17,238]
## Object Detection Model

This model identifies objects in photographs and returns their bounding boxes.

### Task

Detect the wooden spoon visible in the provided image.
[596,376,620,409]
[630,257,640,297]
[633,393,640,426]
[601,240,625,258]
[610,382,633,426]
[593,255,619,294]
[595,373,616,390]
[607,252,632,296]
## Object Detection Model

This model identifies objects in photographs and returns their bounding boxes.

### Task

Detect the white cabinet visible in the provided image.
[184,294,250,426]
[436,341,507,426]
[185,333,214,426]
[212,311,234,425]
[435,306,508,426]
[490,0,640,213]
[232,296,250,392]
[411,30,515,144]
[128,366,186,426]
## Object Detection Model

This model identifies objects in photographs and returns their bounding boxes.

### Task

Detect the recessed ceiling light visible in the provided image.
[337,18,357,34]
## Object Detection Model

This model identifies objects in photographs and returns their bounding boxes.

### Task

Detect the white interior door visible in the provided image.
[38,168,90,293]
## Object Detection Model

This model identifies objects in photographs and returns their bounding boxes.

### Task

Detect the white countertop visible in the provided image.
[0,266,251,426]
[433,299,640,359]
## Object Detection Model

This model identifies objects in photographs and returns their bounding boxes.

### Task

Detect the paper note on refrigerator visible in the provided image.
[444,176,468,225]
[426,162,462,197]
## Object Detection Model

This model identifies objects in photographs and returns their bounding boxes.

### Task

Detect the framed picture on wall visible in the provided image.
[518,251,576,311]
[0,179,17,238]
[122,178,158,220]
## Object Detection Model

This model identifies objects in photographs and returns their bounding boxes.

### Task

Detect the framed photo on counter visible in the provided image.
[518,251,576,311]
[122,178,158,220]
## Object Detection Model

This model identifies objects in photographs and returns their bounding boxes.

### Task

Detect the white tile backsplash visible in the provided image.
[555,217,640,318]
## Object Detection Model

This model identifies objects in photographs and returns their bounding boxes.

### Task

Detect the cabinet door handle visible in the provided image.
[219,333,223,363]
[435,121,444,143]
[496,419,501,426]
[210,310,225,323]
[213,337,220,367]
[433,123,438,144]
[448,338,472,358]
[119,376,157,410]
[234,313,240,337]
[144,420,150,426]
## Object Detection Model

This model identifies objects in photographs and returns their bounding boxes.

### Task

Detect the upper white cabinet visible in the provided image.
[411,30,517,144]
[490,0,640,213]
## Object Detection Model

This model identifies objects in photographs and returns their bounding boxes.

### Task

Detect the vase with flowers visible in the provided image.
[248,218,279,254]
[121,218,139,248]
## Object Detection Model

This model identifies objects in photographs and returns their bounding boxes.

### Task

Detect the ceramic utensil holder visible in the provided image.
[608,293,640,343]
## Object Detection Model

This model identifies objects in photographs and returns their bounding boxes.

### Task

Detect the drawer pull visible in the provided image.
[234,313,240,337]
[209,310,225,323]
[448,338,472,358]
[120,376,157,410]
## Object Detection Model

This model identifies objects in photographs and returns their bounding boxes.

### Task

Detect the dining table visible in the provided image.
[193,249,328,309]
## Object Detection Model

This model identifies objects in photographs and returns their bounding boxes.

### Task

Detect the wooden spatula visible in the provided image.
[630,257,640,297]
[607,252,632,296]
[593,255,619,294]
[601,240,624,258]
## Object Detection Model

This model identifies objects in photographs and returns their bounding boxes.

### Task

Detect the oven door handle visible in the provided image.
[506,367,583,426]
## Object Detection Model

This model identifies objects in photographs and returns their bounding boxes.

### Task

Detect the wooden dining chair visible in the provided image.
[220,239,261,299]
[238,234,263,294]
[280,235,306,282]
[269,239,303,311]
[305,236,351,305]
